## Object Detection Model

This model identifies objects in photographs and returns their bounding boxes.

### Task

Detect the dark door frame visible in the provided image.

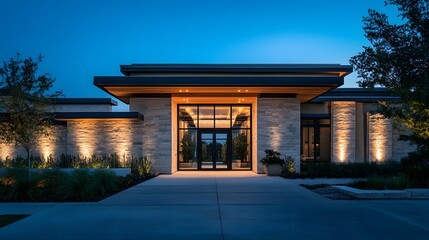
[197,129,231,170]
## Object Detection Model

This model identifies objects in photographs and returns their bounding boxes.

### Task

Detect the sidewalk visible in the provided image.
[1,172,428,239]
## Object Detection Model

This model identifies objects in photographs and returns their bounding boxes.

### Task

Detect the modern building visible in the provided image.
[0,64,415,173]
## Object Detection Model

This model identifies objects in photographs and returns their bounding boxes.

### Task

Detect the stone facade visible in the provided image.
[1,95,418,173]
[392,127,416,161]
[368,113,392,162]
[66,119,143,160]
[257,97,301,173]
[332,101,356,163]
[130,98,172,173]
[0,125,67,160]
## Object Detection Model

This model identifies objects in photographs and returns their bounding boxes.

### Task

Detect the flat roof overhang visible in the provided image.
[94,64,352,104]
[54,112,144,120]
[55,98,118,105]
[94,76,346,104]
[120,64,353,77]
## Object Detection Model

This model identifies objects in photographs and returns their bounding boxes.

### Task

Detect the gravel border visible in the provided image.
[301,184,356,200]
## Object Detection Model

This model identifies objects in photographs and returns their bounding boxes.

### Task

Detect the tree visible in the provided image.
[350,0,429,158]
[0,53,62,180]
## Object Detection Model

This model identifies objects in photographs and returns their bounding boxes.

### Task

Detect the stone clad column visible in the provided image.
[130,98,172,174]
[257,97,301,173]
[332,101,356,163]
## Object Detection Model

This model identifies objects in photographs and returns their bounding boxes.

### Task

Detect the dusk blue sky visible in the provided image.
[0,0,399,111]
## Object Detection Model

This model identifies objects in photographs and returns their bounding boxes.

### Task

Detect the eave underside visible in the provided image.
[94,76,344,104]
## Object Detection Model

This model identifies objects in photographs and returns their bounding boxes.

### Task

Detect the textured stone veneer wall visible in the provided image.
[257,98,300,173]
[392,127,416,161]
[332,101,356,163]
[368,113,392,162]
[0,125,67,160]
[130,98,172,173]
[67,120,143,160]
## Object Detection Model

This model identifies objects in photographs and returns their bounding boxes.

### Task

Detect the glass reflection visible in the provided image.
[232,106,250,128]
[232,129,251,169]
[179,106,197,128]
[199,106,214,128]
[179,130,197,169]
[215,106,231,128]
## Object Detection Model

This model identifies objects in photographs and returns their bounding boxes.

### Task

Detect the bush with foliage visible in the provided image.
[0,168,155,202]
[283,156,295,174]
[0,154,130,169]
[130,156,152,176]
[349,175,409,190]
[260,149,285,166]
[290,161,403,178]
[401,152,429,187]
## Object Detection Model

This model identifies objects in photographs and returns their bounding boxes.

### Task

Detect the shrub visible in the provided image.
[30,169,68,201]
[299,161,402,178]
[63,169,93,201]
[260,149,284,166]
[349,175,409,190]
[131,156,152,176]
[283,156,295,174]
[0,169,42,201]
[0,168,154,202]
[91,169,119,197]
[401,152,429,187]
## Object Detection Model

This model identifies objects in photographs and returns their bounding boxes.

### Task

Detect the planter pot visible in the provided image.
[180,162,194,169]
[263,164,283,176]
[232,160,241,169]
[240,162,250,168]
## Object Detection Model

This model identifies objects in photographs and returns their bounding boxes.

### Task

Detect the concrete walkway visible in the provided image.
[1,172,429,239]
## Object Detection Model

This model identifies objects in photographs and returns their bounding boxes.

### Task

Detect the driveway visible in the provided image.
[0,171,429,239]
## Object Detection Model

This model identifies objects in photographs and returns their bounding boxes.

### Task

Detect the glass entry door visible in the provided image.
[199,131,229,170]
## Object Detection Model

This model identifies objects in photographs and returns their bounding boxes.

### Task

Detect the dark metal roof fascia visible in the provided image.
[119,64,353,76]
[55,98,118,106]
[54,112,143,120]
[93,76,344,87]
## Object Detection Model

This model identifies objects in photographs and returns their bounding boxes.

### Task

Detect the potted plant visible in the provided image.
[260,149,284,176]
[233,133,249,168]
[179,132,195,168]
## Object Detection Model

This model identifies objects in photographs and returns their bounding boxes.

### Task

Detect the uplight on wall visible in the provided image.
[113,120,133,163]
[332,102,356,163]
[368,113,391,162]
[269,126,283,150]
[71,120,96,158]
[0,143,13,160]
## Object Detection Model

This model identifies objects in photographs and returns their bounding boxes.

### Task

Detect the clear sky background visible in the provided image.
[0,0,399,111]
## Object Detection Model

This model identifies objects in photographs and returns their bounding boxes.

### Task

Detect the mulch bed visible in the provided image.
[301,184,356,200]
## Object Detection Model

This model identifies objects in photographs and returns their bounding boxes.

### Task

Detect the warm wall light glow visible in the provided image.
[0,143,13,160]
[112,120,133,163]
[368,113,391,162]
[336,130,352,163]
[70,120,96,158]
[332,102,355,163]
[270,126,283,150]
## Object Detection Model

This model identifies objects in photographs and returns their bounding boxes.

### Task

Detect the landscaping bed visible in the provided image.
[0,156,157,202]
[0,168,157,202]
